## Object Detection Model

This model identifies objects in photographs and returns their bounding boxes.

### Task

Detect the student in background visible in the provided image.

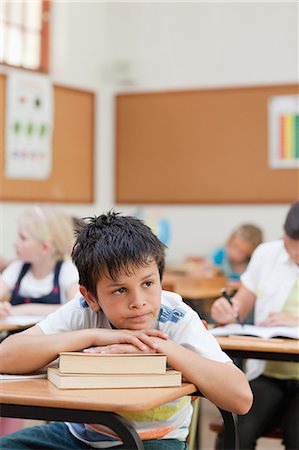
[211,201,299,450]
[0,216,83,276]
[211,224,263,282]
[0,205,79,318]
[0,211,252,450]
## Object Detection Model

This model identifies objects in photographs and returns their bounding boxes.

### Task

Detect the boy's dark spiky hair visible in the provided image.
[284,200,299,240]
[71,210,166,297]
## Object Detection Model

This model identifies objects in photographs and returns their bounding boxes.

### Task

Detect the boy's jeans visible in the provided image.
[0,422,189,450]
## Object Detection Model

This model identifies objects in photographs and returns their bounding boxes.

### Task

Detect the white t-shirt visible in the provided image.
[241,240,299,380]
[1,259,79,305]
[38,290,231,448]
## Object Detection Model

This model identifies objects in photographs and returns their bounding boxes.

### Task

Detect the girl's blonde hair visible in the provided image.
[19,206,75,261]
[229,224,263,255]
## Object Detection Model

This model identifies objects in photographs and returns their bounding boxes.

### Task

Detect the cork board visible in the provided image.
[115,84,299,203]
[0,73,95,202]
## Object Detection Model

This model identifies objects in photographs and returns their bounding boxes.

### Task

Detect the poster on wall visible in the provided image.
[5,71,53,179]
[268,94,299,169]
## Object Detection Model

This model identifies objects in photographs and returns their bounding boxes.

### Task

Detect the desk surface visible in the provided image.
[216,336,299,362]
[0,379,196,412]
[162,272,232,300]
[0,379,238,450]
[216,336,299,354]
[174,286,224,300]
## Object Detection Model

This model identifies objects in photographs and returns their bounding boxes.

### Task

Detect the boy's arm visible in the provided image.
[153,337,253,415]
[88,336,253,415]
[0,325,168,374]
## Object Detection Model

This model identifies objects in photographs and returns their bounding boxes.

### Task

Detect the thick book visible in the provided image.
[59,352,167,374]
[210,324,299,340]
[47,367,182,389]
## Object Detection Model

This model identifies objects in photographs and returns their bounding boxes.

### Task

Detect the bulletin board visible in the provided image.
[115,83,299,204]
[0,73,95,202]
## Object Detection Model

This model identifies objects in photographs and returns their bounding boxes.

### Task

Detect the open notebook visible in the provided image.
[0,372,47,380]
[0,315,45,326]
[210,324,299,340]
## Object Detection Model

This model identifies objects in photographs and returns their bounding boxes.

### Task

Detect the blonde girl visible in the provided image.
[0,206,79,317]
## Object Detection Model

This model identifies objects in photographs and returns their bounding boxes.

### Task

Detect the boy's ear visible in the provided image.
[79,286,101,312]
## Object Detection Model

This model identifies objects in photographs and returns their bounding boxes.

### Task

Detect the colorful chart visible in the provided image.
[268,95,299,169]
[279,114,299,160]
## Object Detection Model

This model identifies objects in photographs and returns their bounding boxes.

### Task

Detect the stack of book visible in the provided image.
[47,352,182,389]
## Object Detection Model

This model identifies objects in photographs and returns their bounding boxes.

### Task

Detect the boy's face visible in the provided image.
[82,260,162,330]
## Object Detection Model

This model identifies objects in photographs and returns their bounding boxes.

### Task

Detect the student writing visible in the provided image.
[211,201,299,450]
[0,211,252,450]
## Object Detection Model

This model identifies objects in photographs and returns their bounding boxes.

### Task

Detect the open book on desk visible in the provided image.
[210,324,299,340]
[0,371,47,380]
[0,362,56,380]
[0,315,45,326]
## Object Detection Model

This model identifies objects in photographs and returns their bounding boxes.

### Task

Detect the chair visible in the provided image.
[209,415,282,449]
[187,318,239,450]
[187,394,239,450]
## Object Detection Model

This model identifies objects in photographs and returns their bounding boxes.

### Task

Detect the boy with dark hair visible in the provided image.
[211,200,299,450]
[72,213,166,298]
[0,211,252,450]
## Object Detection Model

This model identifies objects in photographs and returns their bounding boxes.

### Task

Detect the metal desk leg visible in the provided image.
[1,404,145,450]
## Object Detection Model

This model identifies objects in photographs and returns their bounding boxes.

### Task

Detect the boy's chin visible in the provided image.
[125,318,155,330]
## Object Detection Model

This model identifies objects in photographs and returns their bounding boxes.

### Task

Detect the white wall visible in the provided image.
[1,1,297,262]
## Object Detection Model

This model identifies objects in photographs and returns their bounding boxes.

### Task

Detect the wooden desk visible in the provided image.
[162,273,229,300]
[216,336,299,362]
[162,273,235,323]
[0,379,196,449]
[175,286,224,300]
[0,379,240,450]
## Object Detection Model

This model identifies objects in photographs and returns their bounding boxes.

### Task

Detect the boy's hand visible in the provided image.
[92,328,168,352]
[84,344,157,354]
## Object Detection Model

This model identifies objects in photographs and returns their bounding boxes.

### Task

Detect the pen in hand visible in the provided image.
[221,288,244,326]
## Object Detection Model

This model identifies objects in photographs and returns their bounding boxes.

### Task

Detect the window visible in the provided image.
[0,0,50,72]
